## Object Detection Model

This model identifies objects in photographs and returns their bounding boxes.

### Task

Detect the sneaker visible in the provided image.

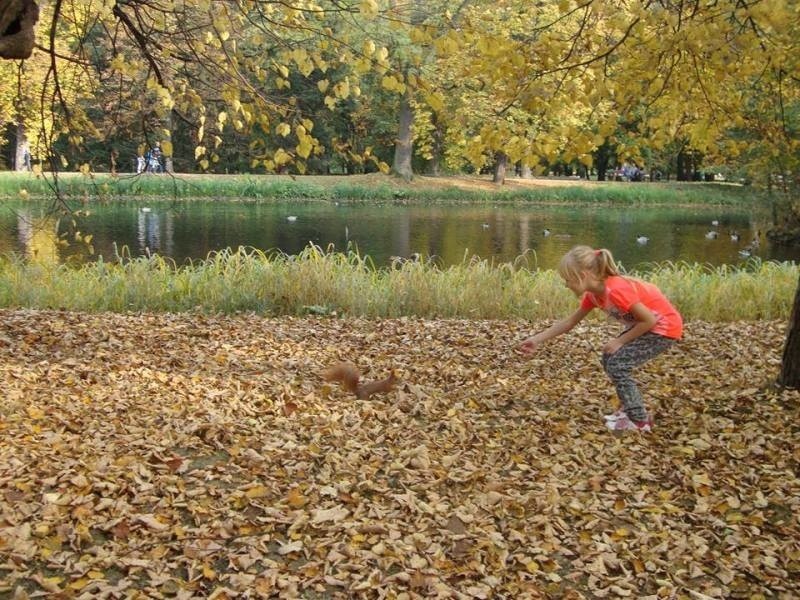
[606,414,652,432]
[603,409,626,422]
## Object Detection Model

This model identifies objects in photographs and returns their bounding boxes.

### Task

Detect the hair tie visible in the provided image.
[594,249,602,256]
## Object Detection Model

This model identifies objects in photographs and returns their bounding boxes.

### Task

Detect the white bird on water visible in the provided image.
[287,216,297,222]
[705,230,718,239]
[636,235,649,245]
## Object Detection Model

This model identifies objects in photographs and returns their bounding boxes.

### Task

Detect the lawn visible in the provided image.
[1,310,798,599]
[0,171,758,205]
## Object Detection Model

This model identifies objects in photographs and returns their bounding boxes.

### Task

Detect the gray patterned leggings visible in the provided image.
[601,332,676,422]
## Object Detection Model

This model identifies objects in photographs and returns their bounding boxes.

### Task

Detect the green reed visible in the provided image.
[0,246,795,321]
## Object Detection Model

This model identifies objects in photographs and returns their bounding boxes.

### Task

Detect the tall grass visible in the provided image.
[0,172,328,201]
[0,171,760,205]
[0,246,795,321]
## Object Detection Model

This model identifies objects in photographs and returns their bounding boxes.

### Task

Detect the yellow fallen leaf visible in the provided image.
[27,406,44,420]
[614,527,630,538]
[246,485,269,499]
[69,578,89,590]
[725,511,744,523]
[32,574,63,593]
[632,559,645,574]
[287,488,307,508]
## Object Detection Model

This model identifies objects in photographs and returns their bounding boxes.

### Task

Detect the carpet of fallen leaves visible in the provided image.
[1,309,799,600]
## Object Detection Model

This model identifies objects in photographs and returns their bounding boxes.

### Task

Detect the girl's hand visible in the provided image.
[518,337,539,355]
[603,338,623,354]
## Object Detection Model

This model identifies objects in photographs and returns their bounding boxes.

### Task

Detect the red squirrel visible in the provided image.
[323,362,398,399]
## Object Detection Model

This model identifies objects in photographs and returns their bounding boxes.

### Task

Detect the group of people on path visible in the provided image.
[136,144,164,174]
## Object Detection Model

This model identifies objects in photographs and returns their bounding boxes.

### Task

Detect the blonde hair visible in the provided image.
[558,245,620,283]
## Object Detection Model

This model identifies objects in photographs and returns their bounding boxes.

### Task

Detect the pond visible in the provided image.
[0,200,796,270]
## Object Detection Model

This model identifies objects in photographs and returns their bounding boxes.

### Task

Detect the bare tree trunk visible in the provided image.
[493,151,508,185]
[392,86,413,181]
[778,276,800,388]
[388,0,423,182]
[426,154,440,176]
[425,115,443,176]
[594,139,613,181]
[14,121,28,171]
[520,163,532,179]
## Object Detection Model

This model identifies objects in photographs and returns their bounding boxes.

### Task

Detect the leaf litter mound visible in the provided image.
[0,309,798,599]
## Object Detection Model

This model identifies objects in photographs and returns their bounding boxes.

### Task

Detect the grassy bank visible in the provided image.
[0,171,759,205]
[0,246,795,320]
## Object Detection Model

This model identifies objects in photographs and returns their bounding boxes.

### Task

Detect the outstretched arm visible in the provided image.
[518,307,591,355]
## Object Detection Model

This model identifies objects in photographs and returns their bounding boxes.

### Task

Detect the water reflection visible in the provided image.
[137,209,159,254]
[0,201,796,269]
[16,210,59,264]
[136,208,174,256]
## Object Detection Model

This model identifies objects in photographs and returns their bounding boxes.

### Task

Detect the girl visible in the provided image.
[519,246,682,432]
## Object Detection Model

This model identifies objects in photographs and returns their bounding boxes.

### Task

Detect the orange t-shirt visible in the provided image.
[580,275,683,339]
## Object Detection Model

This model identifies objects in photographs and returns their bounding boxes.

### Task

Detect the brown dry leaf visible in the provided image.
[136,514,170,531]
[446,514,468,535]
[311,506,349,524]
[164,456,186,473]
[111,520,131,539]
[0,311,797,598]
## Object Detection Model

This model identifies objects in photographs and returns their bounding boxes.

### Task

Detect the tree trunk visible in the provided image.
[493,151,508,185]
[778,276,800,388]
[520,163,532,179]
[425,115,443,176]
[676,150,687,181]
[425,153,440,176]
[392,87,414,181]
[594,139,612,181]
[14,121,28,171]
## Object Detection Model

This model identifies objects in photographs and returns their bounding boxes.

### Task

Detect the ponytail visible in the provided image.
[558,245,620,281]
[594,248,620,278]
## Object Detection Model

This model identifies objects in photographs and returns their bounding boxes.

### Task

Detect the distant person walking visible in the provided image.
[148,144,162,173]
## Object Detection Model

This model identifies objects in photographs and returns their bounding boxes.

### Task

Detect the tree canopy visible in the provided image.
[0,0,797,188]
